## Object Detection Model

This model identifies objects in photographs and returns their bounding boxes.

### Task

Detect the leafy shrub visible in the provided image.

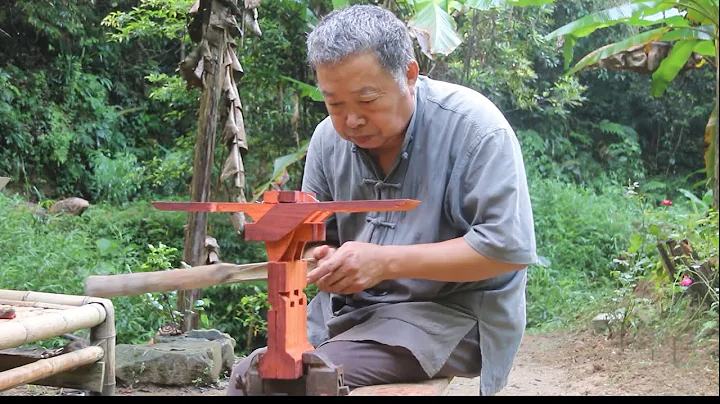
[525,178,635,328]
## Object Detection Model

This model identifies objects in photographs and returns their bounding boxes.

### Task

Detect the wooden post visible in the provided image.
[178,0,228,331]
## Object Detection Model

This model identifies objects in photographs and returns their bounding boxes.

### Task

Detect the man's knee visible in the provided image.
[316,340,428,388]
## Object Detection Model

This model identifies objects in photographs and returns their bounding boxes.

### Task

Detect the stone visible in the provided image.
[591,312,622,333]
[186,329,237,373]
[115,342,222,387]
[49,197,90,216]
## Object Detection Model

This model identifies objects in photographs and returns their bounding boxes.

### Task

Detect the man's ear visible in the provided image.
[406,60,420,89]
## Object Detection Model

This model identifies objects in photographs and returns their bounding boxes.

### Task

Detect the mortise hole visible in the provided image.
[299,298,304,305]
[290,301,295,307]
[294,289,299,296]
[279,292,289,297]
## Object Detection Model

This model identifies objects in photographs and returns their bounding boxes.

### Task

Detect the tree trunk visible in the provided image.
[178,0,228,331]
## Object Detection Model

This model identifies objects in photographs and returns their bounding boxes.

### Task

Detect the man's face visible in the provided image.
[315,52,417,156]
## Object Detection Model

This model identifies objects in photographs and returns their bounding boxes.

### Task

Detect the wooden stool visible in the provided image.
[348,377,454,396]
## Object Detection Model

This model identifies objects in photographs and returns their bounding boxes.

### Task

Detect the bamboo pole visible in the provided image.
[89,298,116,396]
[0,304,106,350]
[0,290,94,307]
[0,346,104,392]
[0,299,76,310]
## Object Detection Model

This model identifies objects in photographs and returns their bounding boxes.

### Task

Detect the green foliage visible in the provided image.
[89,150,146,205]
[603,181,718,348]
[101,0,194,43]
[525,178,635,328]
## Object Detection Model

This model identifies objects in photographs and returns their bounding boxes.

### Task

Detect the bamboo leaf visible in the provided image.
[545,0,673,40]
[567,27,670,75]
[408,3,462,57]
[650,39,698,96]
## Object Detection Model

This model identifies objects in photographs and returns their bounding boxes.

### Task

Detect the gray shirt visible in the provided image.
[301,75,537,395]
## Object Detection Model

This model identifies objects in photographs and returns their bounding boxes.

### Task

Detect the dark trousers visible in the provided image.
[226,327,481,395]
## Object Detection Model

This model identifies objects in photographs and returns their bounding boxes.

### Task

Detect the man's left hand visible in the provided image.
[306,241,389,294]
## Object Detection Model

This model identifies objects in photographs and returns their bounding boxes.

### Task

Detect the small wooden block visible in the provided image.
[348,378,453,396]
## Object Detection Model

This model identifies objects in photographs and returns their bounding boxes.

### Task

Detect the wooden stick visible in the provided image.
[0,346,104,392]
[83,259,318,298]
[656,242,676,277]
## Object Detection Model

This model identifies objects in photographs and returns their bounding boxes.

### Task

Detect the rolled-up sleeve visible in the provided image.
[449,127,537,266]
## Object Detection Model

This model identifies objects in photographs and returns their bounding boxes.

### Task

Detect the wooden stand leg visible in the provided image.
[258,260,314,380]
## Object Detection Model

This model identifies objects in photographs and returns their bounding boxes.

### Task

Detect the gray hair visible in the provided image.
[306,4,416,91]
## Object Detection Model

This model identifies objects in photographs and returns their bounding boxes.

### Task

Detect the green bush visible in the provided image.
[525,178,635,328]
[0,193,270,349]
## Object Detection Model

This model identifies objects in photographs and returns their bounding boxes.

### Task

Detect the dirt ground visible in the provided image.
[3,328,718,396]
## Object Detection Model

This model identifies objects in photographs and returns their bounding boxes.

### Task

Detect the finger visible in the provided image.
[307,257,340,284]
[312,245,329,261]
[316,267,347,292]
[328,274,358,295]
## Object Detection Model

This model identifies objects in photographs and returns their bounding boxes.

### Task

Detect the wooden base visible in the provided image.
[258,260,314,380]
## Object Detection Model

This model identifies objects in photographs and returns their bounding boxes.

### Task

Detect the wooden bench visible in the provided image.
[348,377,454,396]
[0,289,116,396]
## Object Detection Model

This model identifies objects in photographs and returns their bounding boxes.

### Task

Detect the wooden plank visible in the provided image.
[348,378,453,396]
[0,349,104,393]
[0,346,104,392]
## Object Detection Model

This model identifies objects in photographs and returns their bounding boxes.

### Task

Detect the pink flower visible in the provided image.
[680,276,693,287]
[661,199,673,206]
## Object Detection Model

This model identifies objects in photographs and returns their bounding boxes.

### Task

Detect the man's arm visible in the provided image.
[306,238,526,292]
[383,237,526,282]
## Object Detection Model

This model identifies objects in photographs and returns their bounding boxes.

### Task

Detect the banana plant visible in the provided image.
[399,0,554,58]
[544,0,719,209]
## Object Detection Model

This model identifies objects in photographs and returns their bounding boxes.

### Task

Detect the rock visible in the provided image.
[591,312,622,333]
[186,329,237,373]
[115,342,222,386]
[49,197,90,216]
[153,336,208,344]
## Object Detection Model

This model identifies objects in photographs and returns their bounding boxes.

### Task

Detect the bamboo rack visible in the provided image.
[0,289,117,396]
[0,346,104,392]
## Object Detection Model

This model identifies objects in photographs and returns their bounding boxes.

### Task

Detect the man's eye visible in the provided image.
[359,99,377,104]
[328,103,343,107]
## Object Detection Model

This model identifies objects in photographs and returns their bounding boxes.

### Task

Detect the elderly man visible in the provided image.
[228,4,536,396]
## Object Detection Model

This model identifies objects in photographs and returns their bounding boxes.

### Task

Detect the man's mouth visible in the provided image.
[351,135,373,144]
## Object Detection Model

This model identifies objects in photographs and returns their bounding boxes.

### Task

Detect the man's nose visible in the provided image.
[346,112,365,129]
